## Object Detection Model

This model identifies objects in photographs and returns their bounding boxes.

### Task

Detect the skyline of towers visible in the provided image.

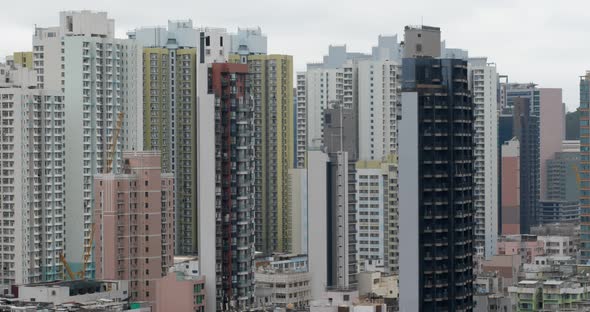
[2,9,584,312]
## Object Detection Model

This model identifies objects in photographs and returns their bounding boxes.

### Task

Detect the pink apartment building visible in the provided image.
[497,235,545,264]
[93,151,174,306]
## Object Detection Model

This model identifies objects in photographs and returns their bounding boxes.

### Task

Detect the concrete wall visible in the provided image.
[155,273,206,312]
[307,151,329,299]
[398,92,419,311]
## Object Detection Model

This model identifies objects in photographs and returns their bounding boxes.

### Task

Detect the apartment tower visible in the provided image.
[229,28,295,254]
[93,151,174,305]
[128,20,200,255]
[399,25,474,311]
[0,63,65,293]
[210,63,256,310]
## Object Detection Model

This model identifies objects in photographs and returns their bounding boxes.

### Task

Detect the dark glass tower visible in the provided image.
[400,56,475,311]
[512,97,540,234]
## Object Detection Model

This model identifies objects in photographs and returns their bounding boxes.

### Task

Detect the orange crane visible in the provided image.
[105,111,125,174]
[59,224,95,280]
[573,164,582,187]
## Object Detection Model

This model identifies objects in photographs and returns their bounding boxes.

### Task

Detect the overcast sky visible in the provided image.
[2,0,589,111]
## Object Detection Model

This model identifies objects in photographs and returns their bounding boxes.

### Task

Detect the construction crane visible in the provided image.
[573,164,582,187]
[59,253,76,280]
[59,111,123,280]
[59,224,95,280]
[105,111,125,174]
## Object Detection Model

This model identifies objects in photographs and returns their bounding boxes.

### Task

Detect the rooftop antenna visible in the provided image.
[421,16,424,26]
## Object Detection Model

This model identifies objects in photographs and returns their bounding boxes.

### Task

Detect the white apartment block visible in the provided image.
[33,11,143,273]
[355,158,399,275]
[356,60,400,160]
[468,57,498,260]
[295,72,307,168]
[305,67,344,149]
[0,63,65,293]
[355,167,386,267]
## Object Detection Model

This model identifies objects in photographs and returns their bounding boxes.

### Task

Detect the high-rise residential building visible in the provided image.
[468,57,499,259]
[355,157,399,274]
[579,71,590,263]
[324,106,358,288]
[0,63,65,293]
[209,63,256,310]
[229,28,295,254]
[128,20,200,255]
[356,59,400,161]
[399,25,474,311]
[194,27,230,312]
[513,97,539,234]
[93,151,174,306]
[33,11,143,273]
[501,138,521,235]
[295,72,307,168]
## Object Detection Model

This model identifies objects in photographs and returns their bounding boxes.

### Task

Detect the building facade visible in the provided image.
[355,158,399,275]
[93,151,174,305]
[0,63,65,293]
[469,57,499,259]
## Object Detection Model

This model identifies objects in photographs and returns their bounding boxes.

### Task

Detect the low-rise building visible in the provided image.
[481,255,522,291]
[1,280,142,311]
[508,277,590,312]
[255,255,311,309]
[497,235,545,264]
[542,280,590,311]
[521,256,576,280]
[309,288,388,312]
[537,236,577,257]
[357,271,398,310]
[508,280,543,311]
[474,294,512,312]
